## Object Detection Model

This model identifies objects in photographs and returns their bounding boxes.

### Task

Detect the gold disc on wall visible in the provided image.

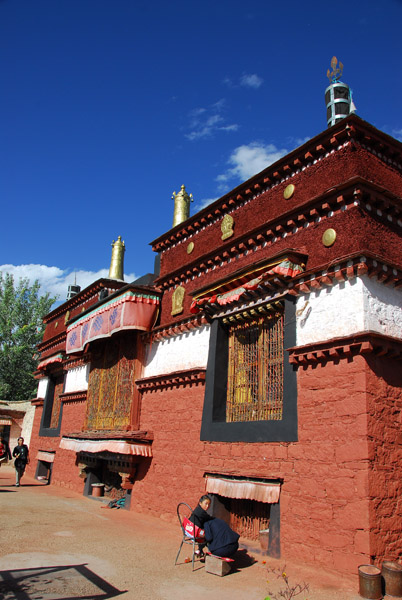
[283,184,295,199]
[322,228,337,247]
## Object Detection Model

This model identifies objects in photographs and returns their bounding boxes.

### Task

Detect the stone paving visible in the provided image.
[0,465,361,600]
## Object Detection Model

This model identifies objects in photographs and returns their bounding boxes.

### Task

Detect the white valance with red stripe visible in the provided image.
[205,475,280,503]
[37,451,56,463]
[59,437,152,457]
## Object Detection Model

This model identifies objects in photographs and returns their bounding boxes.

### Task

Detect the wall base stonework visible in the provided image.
[366,355,402,564]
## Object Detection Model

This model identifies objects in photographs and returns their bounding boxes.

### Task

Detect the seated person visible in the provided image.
[189,494,214,529]
[204,518,240,558]
[189,494,214,556]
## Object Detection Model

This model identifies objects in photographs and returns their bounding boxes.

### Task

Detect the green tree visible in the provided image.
[0,273,56,402]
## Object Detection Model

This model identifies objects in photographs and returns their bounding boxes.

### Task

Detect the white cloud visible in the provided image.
[186,100,238,141]
[292,135,311,147]
[216,142,289,189]
[194,197,219,211]
[222,76,233,87]
[239,73,263,89]
[0,264,137,305]
[392,128,402,142]
[223,73,264,89]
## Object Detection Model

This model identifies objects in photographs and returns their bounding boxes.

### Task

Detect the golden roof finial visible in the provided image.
[108,236,125,280]
[327,56,344,83]
[172,184,193,228]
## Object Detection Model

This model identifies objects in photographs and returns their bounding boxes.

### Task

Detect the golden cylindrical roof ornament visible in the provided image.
[172,185,193,228]
[108,236,125,280]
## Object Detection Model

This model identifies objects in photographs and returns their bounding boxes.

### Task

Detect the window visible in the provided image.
[39,374,65,436]
[201,297,297,442]
[226,313,283,423]
[84,333,141,431]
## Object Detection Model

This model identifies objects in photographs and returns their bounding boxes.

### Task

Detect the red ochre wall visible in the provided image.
[26,399,87,492]
[365,355,402,564]
[134,355,379,574]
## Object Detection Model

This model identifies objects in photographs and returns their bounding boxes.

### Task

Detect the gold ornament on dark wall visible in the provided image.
[187,241,194,254]
[283,184,295,199]
[322,228,337,247]
[221,214,234,240]
[171,286,185,316]
[64,310,70,325]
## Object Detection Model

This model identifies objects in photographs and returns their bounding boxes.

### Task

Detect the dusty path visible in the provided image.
[0,466,360,600]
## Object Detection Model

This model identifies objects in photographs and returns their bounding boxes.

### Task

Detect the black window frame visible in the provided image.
[200,296,298,442]
[39,374,64,437]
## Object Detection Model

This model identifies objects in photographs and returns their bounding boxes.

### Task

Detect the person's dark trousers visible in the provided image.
[209,542,238,558]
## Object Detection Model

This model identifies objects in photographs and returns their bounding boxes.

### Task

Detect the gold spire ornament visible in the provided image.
[108,236,125,280]
[172,185,193,228]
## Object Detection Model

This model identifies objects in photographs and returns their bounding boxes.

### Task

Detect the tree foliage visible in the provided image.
[0,273,56,402]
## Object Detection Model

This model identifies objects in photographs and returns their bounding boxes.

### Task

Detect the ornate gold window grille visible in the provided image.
[49,376,64,429]
[84,334,140,431]
[226,312,284,423]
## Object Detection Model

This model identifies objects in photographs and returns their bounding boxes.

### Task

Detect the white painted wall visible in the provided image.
[37,378,49,399]
[296,276,402,346]
[21,403,36,446]
[363,277,402,336]
[144,324,211,377]
[64,364,89,392]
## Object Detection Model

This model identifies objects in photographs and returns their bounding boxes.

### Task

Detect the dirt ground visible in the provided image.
[0,465,362,600]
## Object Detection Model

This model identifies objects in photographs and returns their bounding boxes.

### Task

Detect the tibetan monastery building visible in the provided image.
[27,112,402,574]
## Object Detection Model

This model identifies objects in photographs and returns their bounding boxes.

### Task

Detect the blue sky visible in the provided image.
[1,0,401,303]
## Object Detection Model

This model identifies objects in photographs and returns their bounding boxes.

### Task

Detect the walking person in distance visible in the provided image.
[13,437,29,487]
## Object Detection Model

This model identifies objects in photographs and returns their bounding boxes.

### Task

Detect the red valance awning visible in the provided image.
[66,290,160,354]
[190,259,304,314]
[37,353,64,370]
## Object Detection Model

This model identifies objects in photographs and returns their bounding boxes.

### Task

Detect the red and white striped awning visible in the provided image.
[0,418,12,426]
[205,475,280,504]
[190,256,305,314]
[37,353,64,370]
[37,451,56,463]
[60,437,152,457]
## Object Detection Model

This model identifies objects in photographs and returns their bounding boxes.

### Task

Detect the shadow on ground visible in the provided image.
[0,564,126,600]
[231,549,257,573]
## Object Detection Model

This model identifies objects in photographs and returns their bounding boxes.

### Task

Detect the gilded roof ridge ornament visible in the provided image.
[327,56,344,83]
[172,184,193,228]
[108,235,125,281]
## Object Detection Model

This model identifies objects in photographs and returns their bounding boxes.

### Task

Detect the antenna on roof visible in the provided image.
[325,56,356,127]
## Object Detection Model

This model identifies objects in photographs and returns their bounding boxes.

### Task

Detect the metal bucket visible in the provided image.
[91,483,104,497]
[358,565,382,599]
[382,561,402,598]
